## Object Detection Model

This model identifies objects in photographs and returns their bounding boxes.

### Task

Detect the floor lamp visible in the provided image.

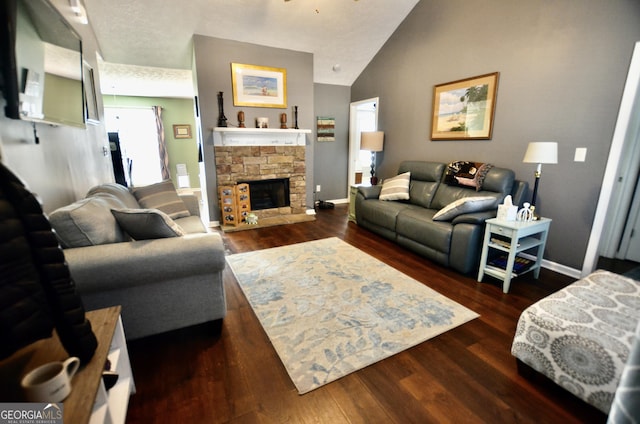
[522,141,558,213]
[360,131,384,185]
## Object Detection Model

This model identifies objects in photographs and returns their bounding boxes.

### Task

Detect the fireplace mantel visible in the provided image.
[213,127,311,146]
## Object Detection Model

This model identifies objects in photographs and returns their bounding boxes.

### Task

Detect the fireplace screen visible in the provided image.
[240,178,290,210]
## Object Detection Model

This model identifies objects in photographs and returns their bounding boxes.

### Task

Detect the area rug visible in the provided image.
[226,237,479,394]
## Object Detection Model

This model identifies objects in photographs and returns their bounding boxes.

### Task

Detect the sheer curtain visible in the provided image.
[153,106,170,181]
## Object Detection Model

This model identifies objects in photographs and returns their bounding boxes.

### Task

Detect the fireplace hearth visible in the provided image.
[214,144,306,217]
[240,178,290,211]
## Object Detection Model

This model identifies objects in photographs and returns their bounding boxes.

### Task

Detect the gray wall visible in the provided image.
[0,0,112,213]
[192,36,314,222]
[351,0,640,270]
[313,83,351,202]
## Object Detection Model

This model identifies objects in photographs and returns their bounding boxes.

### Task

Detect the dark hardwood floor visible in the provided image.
[125,205,607,423]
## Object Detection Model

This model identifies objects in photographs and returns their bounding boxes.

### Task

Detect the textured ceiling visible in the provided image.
[85,0,419,97]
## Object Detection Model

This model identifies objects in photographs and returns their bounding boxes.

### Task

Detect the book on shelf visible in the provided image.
[487,254,533,274]
[490,237,520,248]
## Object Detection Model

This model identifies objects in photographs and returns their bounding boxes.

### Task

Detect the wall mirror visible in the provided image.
[13,0,85,127]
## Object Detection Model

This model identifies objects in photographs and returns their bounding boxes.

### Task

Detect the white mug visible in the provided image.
[21,357,80,403]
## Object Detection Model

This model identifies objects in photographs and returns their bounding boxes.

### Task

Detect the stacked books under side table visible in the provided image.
[477,217,552,293]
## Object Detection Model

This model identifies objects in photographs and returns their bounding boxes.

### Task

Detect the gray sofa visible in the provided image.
[356,161,528,275]
[49,181,226,340]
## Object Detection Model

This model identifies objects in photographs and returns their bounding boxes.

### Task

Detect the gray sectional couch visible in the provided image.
[49,181,226,339]
[355,161,528,275]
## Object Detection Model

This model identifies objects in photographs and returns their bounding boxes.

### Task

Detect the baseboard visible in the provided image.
[327,197,349,205]
[209,204,582,279]
[519,253,582,279]
[543,260,582,279]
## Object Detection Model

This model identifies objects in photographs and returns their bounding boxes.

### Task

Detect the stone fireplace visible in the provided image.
[213,128,309,220]
[239,178,291,211]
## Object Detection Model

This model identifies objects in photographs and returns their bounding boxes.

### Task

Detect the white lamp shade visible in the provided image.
[523,142,558,164]
[360,131,384,152]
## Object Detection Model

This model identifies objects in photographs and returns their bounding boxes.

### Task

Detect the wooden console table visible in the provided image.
[0,306,135,423]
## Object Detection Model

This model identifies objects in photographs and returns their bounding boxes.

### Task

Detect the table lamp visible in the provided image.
[522,141,558,211]
[360,131,384,185]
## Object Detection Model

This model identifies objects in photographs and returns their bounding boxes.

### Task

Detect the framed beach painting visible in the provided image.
[431,72,499,140]
[231,63,287,108]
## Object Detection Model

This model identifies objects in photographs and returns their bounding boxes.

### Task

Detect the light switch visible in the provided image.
[574,148,587,162]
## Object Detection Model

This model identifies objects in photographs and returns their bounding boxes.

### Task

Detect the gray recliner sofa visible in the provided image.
[355,161,528,275]
[49,182,226,339]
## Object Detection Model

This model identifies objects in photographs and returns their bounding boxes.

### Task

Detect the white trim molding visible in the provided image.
[213,127,311,146]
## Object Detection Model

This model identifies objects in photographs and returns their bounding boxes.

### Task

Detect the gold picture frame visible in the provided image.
[173,124,192,139]
[431,72,499,140]
[231,63,287,108]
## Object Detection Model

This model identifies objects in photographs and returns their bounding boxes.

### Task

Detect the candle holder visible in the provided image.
[217,92,227,127]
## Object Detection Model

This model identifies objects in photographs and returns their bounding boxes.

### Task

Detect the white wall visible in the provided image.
[0,0,112,213]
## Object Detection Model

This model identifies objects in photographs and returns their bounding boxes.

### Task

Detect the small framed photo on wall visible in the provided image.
[173,124,192,139]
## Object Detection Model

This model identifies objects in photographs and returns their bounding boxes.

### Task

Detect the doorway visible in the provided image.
[618,171,640,263]
[108,132,130,187]
[604,128,640,264]
[347,97,379,193]
[583,41,640,275]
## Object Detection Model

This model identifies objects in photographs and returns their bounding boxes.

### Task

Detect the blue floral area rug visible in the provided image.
[226,237,479,394]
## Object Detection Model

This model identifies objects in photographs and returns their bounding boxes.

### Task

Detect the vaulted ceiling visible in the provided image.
[84,0,419,97]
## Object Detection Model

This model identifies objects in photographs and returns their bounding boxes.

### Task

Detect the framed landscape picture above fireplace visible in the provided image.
[431,72,499,140]
[231,63,287,108]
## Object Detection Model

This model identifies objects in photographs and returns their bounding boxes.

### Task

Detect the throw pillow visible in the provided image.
[432,196,497,221]
[379,172,411,201]
[111,208,186,240]
[131,180,190,219]
[473,163,494,191]
[49,194,128,248]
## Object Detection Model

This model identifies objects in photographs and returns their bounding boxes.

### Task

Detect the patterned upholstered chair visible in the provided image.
[511,270,640,415]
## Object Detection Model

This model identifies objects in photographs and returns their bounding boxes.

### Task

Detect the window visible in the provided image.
[105,107,162,186]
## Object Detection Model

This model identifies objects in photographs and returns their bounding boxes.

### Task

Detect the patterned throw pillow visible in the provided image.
[432,196,497,221]
[379,172,411,201]
[131,180,190,219]
[111,208,186,240]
